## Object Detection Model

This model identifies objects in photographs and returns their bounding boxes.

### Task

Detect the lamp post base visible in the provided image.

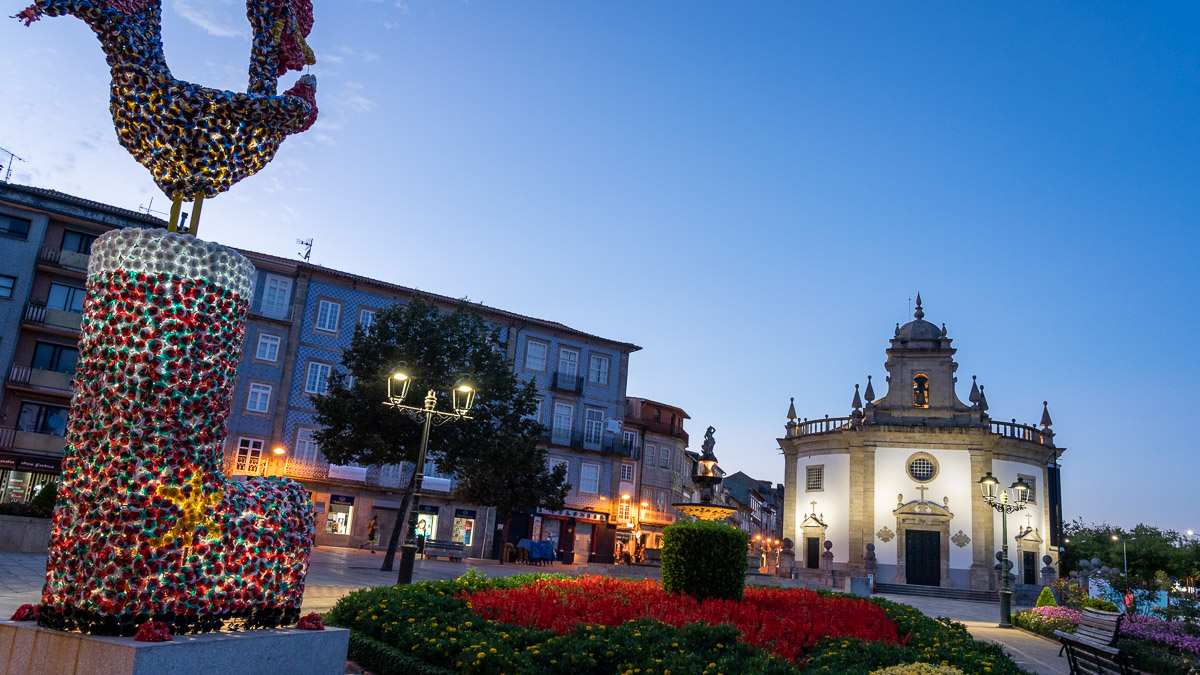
[397,543,418,585]
[999,589,1013,628]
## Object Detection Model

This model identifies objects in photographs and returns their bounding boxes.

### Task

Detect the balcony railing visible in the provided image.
[39,246,90,271]
[0,427,14,449]
[789,416,853,437]
[622,440,641,459]
[551,371,583,393]
[544,429,622,455]
[640,510,676,526]
[991,420,1054,446]
[249,298,293,322]
[7,365,30,385]
[23,303,46,324]
[285,457,330,480]
[637,418,689,443]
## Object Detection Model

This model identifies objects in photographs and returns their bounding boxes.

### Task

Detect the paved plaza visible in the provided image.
[1,549,1067,674]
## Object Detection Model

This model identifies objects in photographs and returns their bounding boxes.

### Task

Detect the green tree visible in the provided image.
[311,296,568,570]
[1062,519,1197,587]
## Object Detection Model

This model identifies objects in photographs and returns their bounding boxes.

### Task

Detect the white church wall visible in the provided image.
[794,453,850,563]
[874,447,976,577]
[991,458,1046,561]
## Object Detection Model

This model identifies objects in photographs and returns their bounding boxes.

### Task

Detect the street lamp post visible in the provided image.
[978,471,1031,629]
[1111,535,1136,575]
[384,363,476,585]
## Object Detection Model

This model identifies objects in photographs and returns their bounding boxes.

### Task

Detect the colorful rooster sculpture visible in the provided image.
[16,0,318,235]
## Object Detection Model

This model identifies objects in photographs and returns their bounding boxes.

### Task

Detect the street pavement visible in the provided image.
[1,549,1067,674]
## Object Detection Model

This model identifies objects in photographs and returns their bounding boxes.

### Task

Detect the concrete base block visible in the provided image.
[850,576,872,597]
[0,621,348,675]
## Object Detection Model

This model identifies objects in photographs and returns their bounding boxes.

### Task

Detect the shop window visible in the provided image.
[416,508,438,540]
[452,509,476,546]
[326,495,354,534]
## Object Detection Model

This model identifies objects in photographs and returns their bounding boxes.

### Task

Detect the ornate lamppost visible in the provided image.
[384,363,476,585]
[978,471,1031,628]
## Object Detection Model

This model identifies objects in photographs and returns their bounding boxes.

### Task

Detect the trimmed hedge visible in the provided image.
[348,631,456,675]
[661,518,749,601]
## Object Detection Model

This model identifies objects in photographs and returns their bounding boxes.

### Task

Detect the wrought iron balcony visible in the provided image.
[551,371,583,393]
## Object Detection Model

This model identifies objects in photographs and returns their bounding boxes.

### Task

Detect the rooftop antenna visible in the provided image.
[138,197,169,218]
[0,146,26,183]
[297,238,312,262]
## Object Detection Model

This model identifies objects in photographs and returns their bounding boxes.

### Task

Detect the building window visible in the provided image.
[32,342,78,374]
[0,214,31,240]
[525,397,542,423]
[620,462,634,481]
[261,274,292,319]
[551,403,573,445]
[579,462,600,494]
[245,383,272,413]
[805,465,824,492]
[234,437,264,474]
[622,430,639,456]
[588,354,610,385]
[548,457,569,484]
[584,408,604,446]
[305,362,332,395]
[652,408,661,422]
[906,453,939,482]
[47,282,85,313]
[645,444,657,467]
[295,428,321,462]
[315,299,341,332]
[17,402,69,436]
[61,230,96,254]
[0,274,14,299]
[656,490,667,512]
[913,373,930,408]
[359,309,376,328]
[1019,474,1037,504]
[617,500,631,522]
[659,447,670,469]
[558,348,579,378]
[525,340,548,371]
[255,334,281,362]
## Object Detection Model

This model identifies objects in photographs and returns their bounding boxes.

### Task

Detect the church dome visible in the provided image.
[895,294,942,342]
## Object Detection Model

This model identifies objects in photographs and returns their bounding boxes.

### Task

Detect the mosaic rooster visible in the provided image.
[16,0,318,235]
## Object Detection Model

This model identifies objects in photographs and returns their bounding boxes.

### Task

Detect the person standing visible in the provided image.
[359,516,378,553]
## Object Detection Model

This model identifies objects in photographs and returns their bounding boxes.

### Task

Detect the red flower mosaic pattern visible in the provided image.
[466,576,902,663]
[38,269,314,636]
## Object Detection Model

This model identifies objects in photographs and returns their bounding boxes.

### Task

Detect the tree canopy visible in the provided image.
[310,296,568,556]
[1061,519,1200,586]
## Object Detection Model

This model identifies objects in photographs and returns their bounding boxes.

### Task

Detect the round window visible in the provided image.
[907,454,938,482]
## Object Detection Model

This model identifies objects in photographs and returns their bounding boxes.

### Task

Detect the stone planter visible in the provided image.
[0,514,51,552]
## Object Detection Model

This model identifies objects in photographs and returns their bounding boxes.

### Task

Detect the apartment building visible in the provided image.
[0,183,162,503]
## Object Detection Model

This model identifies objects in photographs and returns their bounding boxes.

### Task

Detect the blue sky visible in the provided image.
[2,2,1197,532]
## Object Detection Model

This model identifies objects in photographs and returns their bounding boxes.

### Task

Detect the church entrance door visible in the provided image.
[905,530,941,586]
[805,537,820,569]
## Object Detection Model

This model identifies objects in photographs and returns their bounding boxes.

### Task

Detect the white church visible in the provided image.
[778,297,1064,590]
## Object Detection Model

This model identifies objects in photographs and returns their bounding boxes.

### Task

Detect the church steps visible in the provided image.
[875,582,998,603]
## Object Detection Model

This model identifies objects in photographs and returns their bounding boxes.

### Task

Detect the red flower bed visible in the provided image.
[465,576,902,662]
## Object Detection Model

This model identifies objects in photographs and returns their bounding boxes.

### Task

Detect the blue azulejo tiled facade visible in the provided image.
[222,252,640,560]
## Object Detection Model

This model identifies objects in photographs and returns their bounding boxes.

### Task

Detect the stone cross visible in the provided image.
[916,485,929,502]
[810,501,818,515]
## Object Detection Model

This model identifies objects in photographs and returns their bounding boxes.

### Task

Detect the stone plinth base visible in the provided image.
[0,621,348,675]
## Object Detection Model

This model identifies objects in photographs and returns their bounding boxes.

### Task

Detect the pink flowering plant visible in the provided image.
[1012,605,1080,638]
[1121,615,1200,656]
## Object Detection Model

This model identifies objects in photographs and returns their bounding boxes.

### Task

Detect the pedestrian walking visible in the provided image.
[359,516,378,553]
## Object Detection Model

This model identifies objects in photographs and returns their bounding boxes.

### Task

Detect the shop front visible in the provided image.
[519,508,616,564]
[0,452,62,504]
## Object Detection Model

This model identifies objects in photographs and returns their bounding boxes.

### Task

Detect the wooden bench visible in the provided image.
[1055,608,1134,675]
[422,539,465,562]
